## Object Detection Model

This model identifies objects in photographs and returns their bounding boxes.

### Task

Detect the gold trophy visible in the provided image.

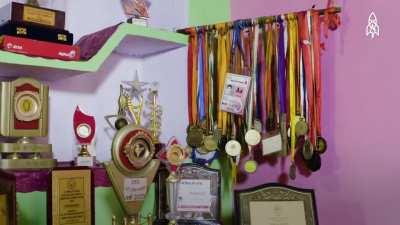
[105,74,162,225]
[105,126,159,225]
[0,77,55,169]
[157,138,188,225]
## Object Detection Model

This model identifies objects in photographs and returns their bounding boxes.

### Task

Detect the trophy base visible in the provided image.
[0,158,56,169]
[76,156,94,167]
[0,142,52,153]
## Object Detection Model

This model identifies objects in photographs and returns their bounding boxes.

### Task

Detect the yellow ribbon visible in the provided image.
[216,24,229,135]
[287,14,299,163]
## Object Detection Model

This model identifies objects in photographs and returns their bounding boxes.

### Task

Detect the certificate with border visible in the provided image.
[49,168,93,225]
[234,183,318,225]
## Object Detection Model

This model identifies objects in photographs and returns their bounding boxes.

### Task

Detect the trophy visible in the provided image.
[157,137,189,225]
[120,0,151,26]
[0,77,56,169]
[73,106,95,167]
[105,73,162,225]
[105,126,159,225]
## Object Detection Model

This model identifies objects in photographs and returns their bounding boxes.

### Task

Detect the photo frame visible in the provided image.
[234,183,318,225]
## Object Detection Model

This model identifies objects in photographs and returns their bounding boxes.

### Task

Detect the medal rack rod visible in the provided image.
[177,6,341,33]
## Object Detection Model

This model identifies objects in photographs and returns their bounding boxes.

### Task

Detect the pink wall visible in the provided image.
[232,0,399,225]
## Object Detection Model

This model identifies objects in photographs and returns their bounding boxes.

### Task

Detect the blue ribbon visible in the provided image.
[197,31,205,121]
[191,149,219,165]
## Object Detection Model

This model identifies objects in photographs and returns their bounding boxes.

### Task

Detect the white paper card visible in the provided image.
[262,134,282,156]
[177,179,211,212]
[123,178,147,201]
[220,73,251,115]
[76,156,93,167]
[249,201,307,225]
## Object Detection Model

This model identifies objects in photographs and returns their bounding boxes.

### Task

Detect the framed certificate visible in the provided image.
[49,167,94,225]
[176,164,220,224]
[234,183,318,225]
[155,164,221,225]
[0,171,16,225]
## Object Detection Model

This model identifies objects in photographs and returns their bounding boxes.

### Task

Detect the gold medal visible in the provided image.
[295,117,308,137]
[315,136,327,154]
[203,135,218,152]
[289,163,296,180]
[302,140,313,160]
[186,125,204,148]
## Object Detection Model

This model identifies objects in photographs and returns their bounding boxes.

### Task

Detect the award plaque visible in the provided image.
[234,184,319,225]
[49,168,94,225]
[0,2,66,29]
[0,171,16,225]
[0,77,56,170]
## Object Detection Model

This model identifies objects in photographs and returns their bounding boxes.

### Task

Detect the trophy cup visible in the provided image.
[73,106,95,167]
[0,77,56,169]
[157,137,188,225]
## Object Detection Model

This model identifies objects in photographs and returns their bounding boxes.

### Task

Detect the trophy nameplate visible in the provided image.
[0,77,55,170]
[73,106,95,167]
[49,168,93,225]
[105,125,159,224]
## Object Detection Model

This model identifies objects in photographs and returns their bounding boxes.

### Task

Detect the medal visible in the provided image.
[306,153,321,172]
[225,140,241,157]
[295,117,309,137]
[245,129,261,146]
[289,163,296,180]
[244,160,257,173]
[302,139,313,160]
[203,135,218,152]
[186,125,204,148]
[315,136,327,154]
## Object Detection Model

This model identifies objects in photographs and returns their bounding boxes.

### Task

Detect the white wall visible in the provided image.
[0,0,189,161]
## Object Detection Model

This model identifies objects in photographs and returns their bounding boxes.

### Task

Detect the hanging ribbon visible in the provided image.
[287,14,299,163]
[312,11,323,141]
[197,31,206,122]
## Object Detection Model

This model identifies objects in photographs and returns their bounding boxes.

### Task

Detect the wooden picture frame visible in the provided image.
[48,167,94,225]
[0,171,16,225]
[234,183,319,225]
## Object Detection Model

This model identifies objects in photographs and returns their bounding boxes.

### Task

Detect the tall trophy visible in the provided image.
[0,77,56,169]
[73,106,95,167]
[157,137,188,225]
[105,74,162,225]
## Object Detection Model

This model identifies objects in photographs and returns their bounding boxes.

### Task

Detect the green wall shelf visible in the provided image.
[0,23,187,81]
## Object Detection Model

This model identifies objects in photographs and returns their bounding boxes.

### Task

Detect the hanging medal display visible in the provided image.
[182,6,341,179]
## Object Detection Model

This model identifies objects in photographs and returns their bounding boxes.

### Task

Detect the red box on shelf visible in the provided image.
[0,35,80,61]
